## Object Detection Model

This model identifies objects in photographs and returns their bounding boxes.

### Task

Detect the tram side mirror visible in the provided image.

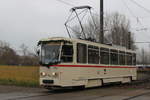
[39,61,42,65]
[36,50,40,56]
[61,52,64,56]
[36,46,41,56]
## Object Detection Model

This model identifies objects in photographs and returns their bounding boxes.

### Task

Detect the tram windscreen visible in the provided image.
[40,44,61,65]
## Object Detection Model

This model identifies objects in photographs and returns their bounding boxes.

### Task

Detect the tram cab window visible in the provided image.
[88,45,99,64]
[133,53,136,65]
[77,43,87,63]
[110,50,118,65]
[126,53,132,65]
[100,48,109,64]
[61,45,73,63]
[119,51,125,65]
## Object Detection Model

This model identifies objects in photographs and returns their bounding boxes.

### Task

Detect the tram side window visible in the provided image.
[88,45,99,64]
[77,43,87,63]
[133,53,136,65]
[100,48,109,64]
[61,45,73,63]
[110,50,118,65]
[119,51,125,65]
[127,53,132,65]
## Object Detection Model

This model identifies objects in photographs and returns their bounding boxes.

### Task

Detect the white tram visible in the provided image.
[38,37,137,89]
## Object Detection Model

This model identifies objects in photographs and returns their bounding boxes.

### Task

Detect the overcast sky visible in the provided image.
[0,0,150,52]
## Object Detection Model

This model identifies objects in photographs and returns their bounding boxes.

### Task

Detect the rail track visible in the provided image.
[123,91,150,100]
[7,93,54,100]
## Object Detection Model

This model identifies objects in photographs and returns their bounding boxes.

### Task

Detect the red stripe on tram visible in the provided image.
[50,65,136,68]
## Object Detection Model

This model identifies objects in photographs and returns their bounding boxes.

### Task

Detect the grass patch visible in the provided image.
[0,65,39,87]
[0,79,39,87]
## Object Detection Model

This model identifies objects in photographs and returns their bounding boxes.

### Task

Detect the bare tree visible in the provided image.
[19,44,39,66]
[72,12,136,50]
[0,41,19,65]
[0,41,39,66]
[105,13,136,50]
[20,43,28,56]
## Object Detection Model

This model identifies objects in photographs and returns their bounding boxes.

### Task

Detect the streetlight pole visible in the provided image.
[100,0,104,44]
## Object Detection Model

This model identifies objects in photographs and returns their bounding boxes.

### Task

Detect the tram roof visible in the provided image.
[38,37,135,53]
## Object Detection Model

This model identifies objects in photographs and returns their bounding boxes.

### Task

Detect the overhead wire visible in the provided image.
[122,0,136,18]
[130,0,150,14]
[55,0,75,7]
[129,0,150,44]
[135,42,150,44]
[122,0,149,32]
[122,0,142,25]
[121,0,149,33]
[120,0,150,44]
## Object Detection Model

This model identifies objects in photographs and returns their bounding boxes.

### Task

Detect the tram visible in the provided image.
[38,37,137,89]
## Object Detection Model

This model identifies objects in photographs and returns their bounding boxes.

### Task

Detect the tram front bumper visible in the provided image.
[40,78,63,89]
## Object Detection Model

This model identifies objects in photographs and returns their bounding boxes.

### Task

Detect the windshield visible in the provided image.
[41,44,61,65]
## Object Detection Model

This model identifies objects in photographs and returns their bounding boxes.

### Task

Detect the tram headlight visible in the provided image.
[52,72,57,76]
[41,72,46,76]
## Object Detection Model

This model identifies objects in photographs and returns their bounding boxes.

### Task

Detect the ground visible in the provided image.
[0,82,150,100]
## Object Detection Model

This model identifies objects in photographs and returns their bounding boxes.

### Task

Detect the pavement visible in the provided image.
[0,84,150,100]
